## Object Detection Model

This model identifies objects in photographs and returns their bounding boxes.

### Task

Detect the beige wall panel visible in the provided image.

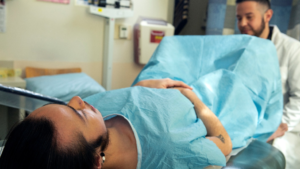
[0,0,104,62]
[227,0,236,6]
[112,62,144,89]
[223,28,235,35]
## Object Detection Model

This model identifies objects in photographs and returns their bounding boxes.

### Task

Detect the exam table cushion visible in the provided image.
[25,73,105,102]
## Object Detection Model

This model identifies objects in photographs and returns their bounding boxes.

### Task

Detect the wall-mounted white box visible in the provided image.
[114,24,131,40]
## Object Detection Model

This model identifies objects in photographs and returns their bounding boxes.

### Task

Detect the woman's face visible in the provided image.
[29,96,107,146]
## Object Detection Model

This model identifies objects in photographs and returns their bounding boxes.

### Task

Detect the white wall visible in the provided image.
[0,0,171,89]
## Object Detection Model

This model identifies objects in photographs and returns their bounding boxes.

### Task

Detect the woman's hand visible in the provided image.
[134,78,192,89]
[172,87,200,105]
[172,87,208,117]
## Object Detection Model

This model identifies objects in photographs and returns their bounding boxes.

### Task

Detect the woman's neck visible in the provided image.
[103,116,138,169]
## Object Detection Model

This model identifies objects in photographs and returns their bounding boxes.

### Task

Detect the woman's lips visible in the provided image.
[84,101,97,113]
[91,105,97,112]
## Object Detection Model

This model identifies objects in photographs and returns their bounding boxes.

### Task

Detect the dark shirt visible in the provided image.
[267,26,274,40]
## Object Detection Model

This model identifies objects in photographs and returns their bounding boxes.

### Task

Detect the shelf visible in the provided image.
[0,77,26,89]
[89,6,134,18]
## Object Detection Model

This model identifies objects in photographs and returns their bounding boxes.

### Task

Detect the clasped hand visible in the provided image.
[134,78,200,104]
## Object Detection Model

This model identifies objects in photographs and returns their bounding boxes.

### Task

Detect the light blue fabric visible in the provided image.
[132,35,283,147]
[25,73,105,102]
[84,87,226,169]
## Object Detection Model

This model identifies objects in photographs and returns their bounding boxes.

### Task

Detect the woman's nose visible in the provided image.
[68,96,86,110]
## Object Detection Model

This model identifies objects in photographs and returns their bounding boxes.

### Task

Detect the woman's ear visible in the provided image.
[95,154,102,169]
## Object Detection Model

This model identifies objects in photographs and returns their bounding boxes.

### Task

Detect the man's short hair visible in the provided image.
[236,0,271,10]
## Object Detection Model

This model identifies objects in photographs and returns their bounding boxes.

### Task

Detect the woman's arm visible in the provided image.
[174,88,232,156]
[134,78,192,89]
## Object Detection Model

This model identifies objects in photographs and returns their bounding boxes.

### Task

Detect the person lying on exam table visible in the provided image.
[0,35,283,169]
[0,79,232,169]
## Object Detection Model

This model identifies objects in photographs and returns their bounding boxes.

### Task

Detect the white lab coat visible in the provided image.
[271,25,300,169]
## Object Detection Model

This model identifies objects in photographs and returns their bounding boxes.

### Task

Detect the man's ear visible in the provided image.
[265,9,273,23]
[95,154,102,169]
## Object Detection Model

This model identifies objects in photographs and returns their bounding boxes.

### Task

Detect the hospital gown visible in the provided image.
[84,87,226,169]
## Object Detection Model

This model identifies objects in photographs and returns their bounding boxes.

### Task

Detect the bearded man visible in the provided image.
[236,1,300,168]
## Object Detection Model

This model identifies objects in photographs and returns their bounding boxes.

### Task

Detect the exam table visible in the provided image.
[223,139,285,169]
[0,84,286,168]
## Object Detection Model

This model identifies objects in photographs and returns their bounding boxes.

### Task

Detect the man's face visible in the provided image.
[236,1,266,37]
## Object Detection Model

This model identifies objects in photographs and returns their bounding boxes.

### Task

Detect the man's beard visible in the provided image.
[253,18,266,37]
[241,17,265,37]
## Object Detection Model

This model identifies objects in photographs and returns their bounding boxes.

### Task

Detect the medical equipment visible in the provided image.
[0,84,65,112]
[90,0,130,9]
[134,17,174,65]
[89,0,133,90]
